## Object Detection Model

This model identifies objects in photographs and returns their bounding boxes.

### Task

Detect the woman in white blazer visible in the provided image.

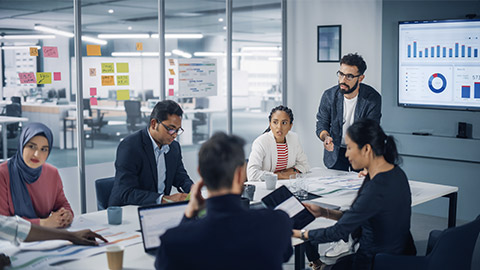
[247,106,310,181]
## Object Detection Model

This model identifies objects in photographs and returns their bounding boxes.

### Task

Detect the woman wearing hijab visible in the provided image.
[0,123,73,228]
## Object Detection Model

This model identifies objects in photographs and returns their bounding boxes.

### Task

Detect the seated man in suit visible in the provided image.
[155,132,293,270]
[109,100,193,206]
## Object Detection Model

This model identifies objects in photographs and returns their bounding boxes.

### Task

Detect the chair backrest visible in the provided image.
[82,98,92,116]
[427,215,480,270]
[95,177,115,210]
[124,100,142,118]
[5,103,22,138]
[11,96,21,105]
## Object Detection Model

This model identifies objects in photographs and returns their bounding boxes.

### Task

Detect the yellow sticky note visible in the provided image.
[136,42,143,51]
[117,75,129,85]
[116,63,129,73]
[101,75,115,86]
[30,47,38,56]
[168,69,175,75]
[116,90,130,100]
[86,45,101,56]
[101,63,115,73]
[36,72,52,84]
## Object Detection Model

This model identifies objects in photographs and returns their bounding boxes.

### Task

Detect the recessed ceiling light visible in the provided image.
[127,26,132,30]
[108,9,114,14]
[218,18,224,22]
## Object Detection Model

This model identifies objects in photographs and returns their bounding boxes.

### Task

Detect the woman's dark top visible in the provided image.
[308,166,416,270]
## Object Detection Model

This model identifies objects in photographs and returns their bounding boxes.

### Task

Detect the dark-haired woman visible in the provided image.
[293,118,415,270]
[0,123,73,228]
[247,105,310,181]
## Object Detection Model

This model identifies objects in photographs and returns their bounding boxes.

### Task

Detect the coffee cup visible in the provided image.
[106,245,124,270]
[264,173,277,190]
[107,206,122,225]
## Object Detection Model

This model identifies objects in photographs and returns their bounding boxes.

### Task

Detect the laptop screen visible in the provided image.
[138,201,188,252]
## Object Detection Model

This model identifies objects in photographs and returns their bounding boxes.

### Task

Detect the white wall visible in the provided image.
[287,0,383,168]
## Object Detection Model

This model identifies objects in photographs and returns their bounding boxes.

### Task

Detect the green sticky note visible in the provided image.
[116,62,129,73]
[117,75,129,86]
[101,63,114,73]
[36,72,52,84]
[116,90,130,100]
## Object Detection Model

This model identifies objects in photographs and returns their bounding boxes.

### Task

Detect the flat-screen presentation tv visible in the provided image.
[398,19,480,111]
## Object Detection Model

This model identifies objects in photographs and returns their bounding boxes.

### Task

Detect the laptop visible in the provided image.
[137,201,188,255]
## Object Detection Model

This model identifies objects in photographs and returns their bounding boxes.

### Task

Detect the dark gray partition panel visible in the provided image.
[382,0,480,221]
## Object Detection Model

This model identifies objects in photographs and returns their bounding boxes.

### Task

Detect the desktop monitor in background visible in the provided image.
[58,88,66,99]
[144,89,154,101]
[47,89,57,99]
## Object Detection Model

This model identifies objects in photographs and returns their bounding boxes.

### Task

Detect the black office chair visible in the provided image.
[11,96,21,105]
[95,177,115,210]
[83,99,108,137]
[374,215,480,270]
[124,100,147,133]
[2,103,22,139]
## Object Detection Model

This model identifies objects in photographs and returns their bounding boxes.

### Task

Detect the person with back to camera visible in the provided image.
[0,123,74,228]
[316,53,381,171]
[247,105,310,181]
[294,119,416,270]
[156,132,293,270]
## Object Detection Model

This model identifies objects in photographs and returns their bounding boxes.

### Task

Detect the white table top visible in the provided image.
[0,116,29,124]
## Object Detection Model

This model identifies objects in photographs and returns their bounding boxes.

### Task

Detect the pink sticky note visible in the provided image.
[168,89,174,96]
[169,78,174,85]
[90,87,97,96]
[43,46,59,58]
[90,97,98,106]
[18,72,36,84]
[53,72,61,81]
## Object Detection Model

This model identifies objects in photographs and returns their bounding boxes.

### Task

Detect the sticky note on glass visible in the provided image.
[136,42,143,51]
[18,72,36,84]
[168,89,174,96]
[89,68,96,77]
[36,72,52,84]
[168,69,175,75]
[90,97,98,106]
[169,78,174,85]
[117,75,129,85]
[116,90,130,100]
[116,63,129,73]
[168,59,175,66]
[86,45,101,56]
[42,46,58,58]
[90,87,97,96]
[101,63,115,73]
[30,47,38,56]
[54,72,61,81]
[101,75,115,86]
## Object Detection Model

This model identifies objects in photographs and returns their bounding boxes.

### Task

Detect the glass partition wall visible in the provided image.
[0,0,284,213]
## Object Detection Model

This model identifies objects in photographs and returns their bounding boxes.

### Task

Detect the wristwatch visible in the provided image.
[300,229,307,241]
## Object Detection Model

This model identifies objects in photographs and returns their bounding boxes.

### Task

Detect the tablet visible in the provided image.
[261,185,315,229]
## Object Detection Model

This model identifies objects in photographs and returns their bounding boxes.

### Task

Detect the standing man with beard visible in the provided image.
[316,53,381,171]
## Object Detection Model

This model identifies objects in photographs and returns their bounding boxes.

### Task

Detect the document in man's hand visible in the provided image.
[261,185,315,229]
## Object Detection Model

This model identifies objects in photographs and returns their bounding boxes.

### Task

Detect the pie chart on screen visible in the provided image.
[428,73,447,94]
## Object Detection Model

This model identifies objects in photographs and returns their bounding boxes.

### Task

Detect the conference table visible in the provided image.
[1,168,458,270]
[247,167,459,270]
[0,116,29,161]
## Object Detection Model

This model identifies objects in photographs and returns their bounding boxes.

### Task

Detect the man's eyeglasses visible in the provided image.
[160,122,184,136]
[337,70,362,81]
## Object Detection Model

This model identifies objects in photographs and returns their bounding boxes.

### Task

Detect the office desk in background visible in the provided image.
[0,116,29,161]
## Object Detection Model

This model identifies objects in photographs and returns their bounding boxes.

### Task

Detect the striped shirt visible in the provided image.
[275,143,288,172]
[0,215,31,246]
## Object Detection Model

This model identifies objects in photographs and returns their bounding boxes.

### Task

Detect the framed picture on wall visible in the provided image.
[317,25,341,62]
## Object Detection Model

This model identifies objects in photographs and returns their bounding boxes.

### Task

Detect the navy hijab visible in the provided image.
[8,123,53,219]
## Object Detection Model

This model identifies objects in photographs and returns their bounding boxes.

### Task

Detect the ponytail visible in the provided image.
[383,135,400,165]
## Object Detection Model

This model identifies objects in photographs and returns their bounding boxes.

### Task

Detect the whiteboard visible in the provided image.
[177,58,217,97]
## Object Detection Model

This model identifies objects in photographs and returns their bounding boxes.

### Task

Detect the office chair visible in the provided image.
[2,103,22,139]
[95,177,115,210]
[124,100,147,133]
[82,98,108,137]
[10,96,21,105]
[374,215,480,270]
[192,97,209,143]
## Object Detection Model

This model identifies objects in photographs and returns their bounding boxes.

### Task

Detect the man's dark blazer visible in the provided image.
[108,128,193,206]
[155,194,293,270]
[316,83,381,168]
